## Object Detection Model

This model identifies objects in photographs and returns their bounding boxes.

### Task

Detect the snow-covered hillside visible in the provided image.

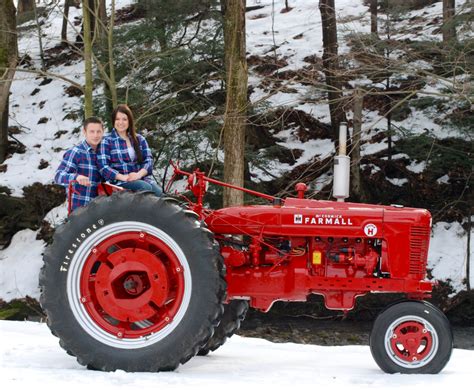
[0,0,472,303]
[1,320,473,389]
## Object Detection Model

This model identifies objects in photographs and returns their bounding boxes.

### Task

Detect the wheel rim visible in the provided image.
[384,315,438,369]
[67,222,192,349]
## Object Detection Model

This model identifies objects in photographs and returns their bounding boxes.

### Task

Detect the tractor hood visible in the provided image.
[204,197,431,238]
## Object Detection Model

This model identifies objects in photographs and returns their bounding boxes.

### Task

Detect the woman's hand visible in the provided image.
[128,169,147,182]
[116,173,129,182]
[127,172,141,181]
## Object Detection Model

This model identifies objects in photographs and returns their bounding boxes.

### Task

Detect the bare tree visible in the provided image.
[82,0,94,116]
[61,0,71,43]
[319,0,347,140]
[370,0,378,36]
[105,0,117,110]
[0,0,18,163]
[33,1,46,70]
[350,89,366,201]
[17,0,34,14]
[222,0,247,207]
[95,0,117,113]
[442,0,456,44]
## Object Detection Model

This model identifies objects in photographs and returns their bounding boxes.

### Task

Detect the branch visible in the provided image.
[1,67,84,91]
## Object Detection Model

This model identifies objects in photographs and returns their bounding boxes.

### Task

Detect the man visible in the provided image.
[55,117,104,211]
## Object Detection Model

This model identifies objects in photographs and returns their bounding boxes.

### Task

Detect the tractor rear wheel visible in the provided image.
[198,299,249,356]
[370,300,453,374]
[40,191,225,372]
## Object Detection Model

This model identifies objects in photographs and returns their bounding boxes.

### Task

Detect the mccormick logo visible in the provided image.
[293,214,353,226]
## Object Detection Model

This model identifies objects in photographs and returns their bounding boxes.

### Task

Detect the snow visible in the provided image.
[361,140,388,156]
[406,160,426,174]
[386,177,409,187]
[0,230,44,301]
[0,320,473,389]
[436,174,450,185]
[428,222,472,293]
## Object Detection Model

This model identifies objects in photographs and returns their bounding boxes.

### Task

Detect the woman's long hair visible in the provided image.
[112,104,143,164]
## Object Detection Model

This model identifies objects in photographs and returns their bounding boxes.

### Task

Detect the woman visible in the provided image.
[98,104,162,196]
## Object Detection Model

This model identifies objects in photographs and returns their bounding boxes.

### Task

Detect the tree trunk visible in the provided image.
[0,0,18,164]
[370,0,378,36]
[82,0,94,117]
[467,206,471,290]
[97,0,108,43]
[319,0,346,140]
[0,98,8,163]
[222,0,247,207]
[33,1,46,71]
[107,0,117,110]
[61,0,71,43]
[350,90,366,201]
[101,0,117,114]
[17,0,34,14]
[442,0,456,44]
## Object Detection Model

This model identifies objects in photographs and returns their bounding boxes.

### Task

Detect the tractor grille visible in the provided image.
[409,226,430,276]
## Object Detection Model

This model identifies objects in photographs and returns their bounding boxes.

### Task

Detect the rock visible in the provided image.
[38,159,49,170]
[64,85,83,97]
[39,78,53,86]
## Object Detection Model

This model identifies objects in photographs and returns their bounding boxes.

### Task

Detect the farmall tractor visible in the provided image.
[40,124,453,374]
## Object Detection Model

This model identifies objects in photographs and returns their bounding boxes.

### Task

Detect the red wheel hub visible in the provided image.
[79,231,185,338]
[390,320,433,363]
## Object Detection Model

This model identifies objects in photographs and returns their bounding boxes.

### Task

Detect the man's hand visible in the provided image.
[76,175,91,186]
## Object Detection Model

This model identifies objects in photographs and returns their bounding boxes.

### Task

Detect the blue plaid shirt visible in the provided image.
[54,140,101,211]
[97,128,154,184]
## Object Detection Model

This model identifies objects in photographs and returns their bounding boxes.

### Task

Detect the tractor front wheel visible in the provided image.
[370,300,453,374]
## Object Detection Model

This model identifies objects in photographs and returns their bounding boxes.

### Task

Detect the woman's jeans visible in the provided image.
[119,180,162,196]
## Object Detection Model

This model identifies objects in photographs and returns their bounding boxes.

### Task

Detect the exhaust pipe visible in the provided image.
[333,122,350,202]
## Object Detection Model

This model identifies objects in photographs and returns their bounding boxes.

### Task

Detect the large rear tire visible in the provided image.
[40,191,226,372]
[198,299,249,356]
[370,300,453,374]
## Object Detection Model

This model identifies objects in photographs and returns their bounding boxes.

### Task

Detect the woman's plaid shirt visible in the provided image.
[97,129,154,184]
[54,140,101,211]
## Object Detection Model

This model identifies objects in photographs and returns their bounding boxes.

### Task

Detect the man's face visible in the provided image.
[83,123,104,148]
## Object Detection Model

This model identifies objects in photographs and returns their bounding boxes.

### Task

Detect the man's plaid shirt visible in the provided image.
[54,140,101,211]
[97,129,154,184]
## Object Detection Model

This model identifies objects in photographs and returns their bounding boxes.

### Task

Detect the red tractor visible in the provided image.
[40,127,453,374]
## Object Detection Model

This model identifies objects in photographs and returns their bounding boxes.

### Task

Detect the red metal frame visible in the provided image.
[67,181,123,215]
[67,180,80,215]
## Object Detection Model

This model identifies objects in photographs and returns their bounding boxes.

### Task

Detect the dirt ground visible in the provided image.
[237,311,474,350]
